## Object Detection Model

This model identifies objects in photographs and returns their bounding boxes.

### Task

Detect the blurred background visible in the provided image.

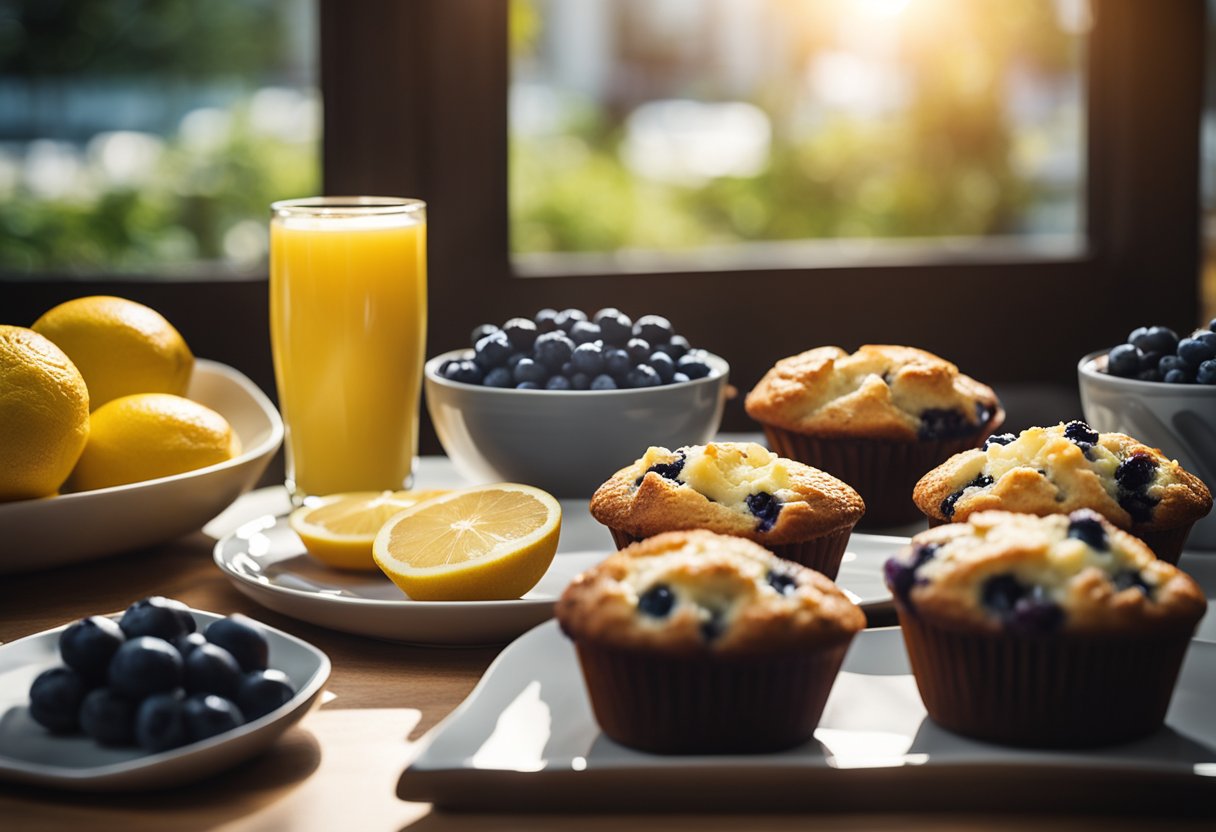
[1,0,1213,449]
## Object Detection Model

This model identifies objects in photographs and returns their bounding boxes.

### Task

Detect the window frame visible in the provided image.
[3,0,1207,443]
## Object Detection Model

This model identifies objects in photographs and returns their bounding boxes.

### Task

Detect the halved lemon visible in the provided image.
[289,490,449,571]
[372,483,561,601]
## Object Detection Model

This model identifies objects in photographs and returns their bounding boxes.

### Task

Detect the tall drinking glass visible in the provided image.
[269,197,427,503]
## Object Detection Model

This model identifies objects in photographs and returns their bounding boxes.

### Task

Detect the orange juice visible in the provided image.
[269,198,426,500]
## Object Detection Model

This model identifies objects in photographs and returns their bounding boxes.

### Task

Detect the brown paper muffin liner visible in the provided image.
[606,524,855,580]
[760,418,1003,529]
[923,516,1194,565]
[896,608,1194,747]
[573,638,852,754]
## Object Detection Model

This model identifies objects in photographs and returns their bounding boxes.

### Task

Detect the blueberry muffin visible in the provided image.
[589,442,864,578]
[884,510,1206,747]
[557,530,864,754]
[912,421,1212,563]
[745,345,1003,527]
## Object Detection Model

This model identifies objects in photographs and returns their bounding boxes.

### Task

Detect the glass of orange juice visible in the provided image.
[269,197,427,503]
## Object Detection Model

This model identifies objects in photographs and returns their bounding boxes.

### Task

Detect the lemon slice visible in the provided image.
[372,483,562,601]
[290,490,449,571]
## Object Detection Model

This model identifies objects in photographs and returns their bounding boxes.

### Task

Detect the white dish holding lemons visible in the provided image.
[0,359,283,574]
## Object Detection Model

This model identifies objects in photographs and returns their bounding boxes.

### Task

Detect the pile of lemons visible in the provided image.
[0,296,240,502]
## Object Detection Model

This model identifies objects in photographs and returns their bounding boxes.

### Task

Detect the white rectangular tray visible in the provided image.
[399,621,1216,812]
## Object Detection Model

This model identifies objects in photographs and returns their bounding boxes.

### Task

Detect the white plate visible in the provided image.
[0,360,283,575]
[213,521,898,646]
[0,609,329,791]
[398,621,1216,811]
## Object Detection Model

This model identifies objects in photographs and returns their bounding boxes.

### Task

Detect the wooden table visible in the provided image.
[2,463,1215,831]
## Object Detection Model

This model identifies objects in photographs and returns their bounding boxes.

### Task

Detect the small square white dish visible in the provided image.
[0,360,283,574]
[0,608,329,791]
[398,621,1216,811]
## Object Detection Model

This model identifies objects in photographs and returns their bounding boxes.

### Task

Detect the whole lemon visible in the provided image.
[32,296,194,410]
[0,326,91,501]
[66,393,241,492]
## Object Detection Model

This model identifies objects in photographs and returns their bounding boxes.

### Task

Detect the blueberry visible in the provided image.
[501,317,538,351]
[469,323,499,347]
[119,596,194,641]
[1067,512,1107,550]
[1165,369,1191,384]
[1113,569,1153,597]
[940,475,993,519]
[533,308,559,333]
[79,687,137,746]
[184,643,243,698]
[746,492,782,533]
[1197,331,1216,350]
[444,359,483,385]
[625,337,651,364]
[883,543,939,608]
[569,320,602,345]
[766,569,798,596]
[1178,337,1216,366]
[1127,326,1150,347]
[473,331,513,369]
[593,308,633,344]
[59,616,125,684]
[1138,351,1165,373]
[1063,420,1099,446]
[919,408,972,441]
[516,381,541,390]
[653,334,690,360]
[589,374,617,390]
[183,694,245,742]
[640,452,685,484]
[981,574,1028,616]
[1210,318,1216,332]
[108,637,183,699]
[1106,343,1141,377]
[1159,354,1191,377]
[1136,368,1162,382]
[671,372,691,384]
[700,611,725,643]
[634,315,674,345]
[553,308,587,333]
[1115,453,1157,490]
[676,354,712,380]
[570,342,605,375]
[1119,492,1158,523]
[437,358,456,378]
[483,367,513,388]
[512,357,547,385]
[534,331,575,370]
[1008,598,1065,634]
[135,692,189,752]
[28,666,87,734]
[1199,360,1216,385]
[560,361,575,377]
[649,351,676,383]
[1131,325,1179,355]
[174,632,208,658]
[625,364,661,388]
[544,375,571,390]
[236,669,296,721]
[570,372,590,390]
[603,348,631,378]
[506,352,527,370]
[637,584,675,618]
[204,615,269,673]
[983,433,1016,450]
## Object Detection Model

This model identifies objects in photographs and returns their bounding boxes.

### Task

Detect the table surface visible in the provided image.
[2,458,1216,831]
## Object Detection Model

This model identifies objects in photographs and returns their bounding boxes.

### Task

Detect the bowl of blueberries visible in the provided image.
[426,307,729,497]
[1078,321,1216,548]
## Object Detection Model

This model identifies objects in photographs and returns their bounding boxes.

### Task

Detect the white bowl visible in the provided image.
[0,359,284,573]
[425,349,729,497]
[1078,349,1216,549]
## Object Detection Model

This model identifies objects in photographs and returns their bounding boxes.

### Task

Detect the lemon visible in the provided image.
[32,295,194,410]
[66,393,240,492]
[289,489,451,571]
[0,326,91,501]
[372,483,562,601]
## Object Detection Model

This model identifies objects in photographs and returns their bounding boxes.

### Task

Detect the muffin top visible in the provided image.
[590,442,864,544]
[557,530,865,654]
[913,421,1212,530]
[883,510,1206,635]
[744,345,1000,442]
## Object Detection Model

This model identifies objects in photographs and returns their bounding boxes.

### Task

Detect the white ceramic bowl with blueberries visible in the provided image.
[426,308,730,497]
[1078,322,1216,549]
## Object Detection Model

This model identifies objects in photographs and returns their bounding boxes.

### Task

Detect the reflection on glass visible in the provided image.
[510,0,1088,260]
